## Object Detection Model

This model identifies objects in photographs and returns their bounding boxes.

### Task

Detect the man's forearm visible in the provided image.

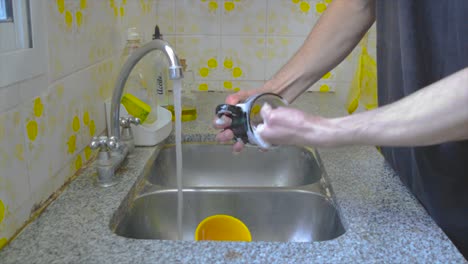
[265,0,376,103]
[333,67,468,146]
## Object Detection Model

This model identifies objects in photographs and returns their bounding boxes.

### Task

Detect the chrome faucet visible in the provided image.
[90,39,183,187]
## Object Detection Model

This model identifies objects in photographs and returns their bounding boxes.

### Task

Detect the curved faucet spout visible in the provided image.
[110,39,183,139]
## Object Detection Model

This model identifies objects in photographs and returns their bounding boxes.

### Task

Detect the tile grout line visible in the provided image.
[48,54,117,88]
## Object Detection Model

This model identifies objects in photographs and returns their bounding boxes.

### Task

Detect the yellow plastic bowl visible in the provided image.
[195,215,252,242]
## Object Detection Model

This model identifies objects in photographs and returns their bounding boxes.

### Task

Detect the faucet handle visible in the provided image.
[90,136,118,152]
[119,116,141,128]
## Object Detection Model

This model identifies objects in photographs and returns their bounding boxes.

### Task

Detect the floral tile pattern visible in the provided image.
[175,0,221,35]
[0,0,376,249]
[221,0,267,36]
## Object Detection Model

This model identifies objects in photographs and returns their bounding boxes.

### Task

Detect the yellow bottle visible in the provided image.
[164,58,197,122]
[165,105,197,122]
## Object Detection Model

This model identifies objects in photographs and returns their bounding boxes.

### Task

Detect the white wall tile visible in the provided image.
[175,0,221,35]
[0,84,20,113]
[47,0,78,81]
[21,94,59,204]
[0,109,31,213]
[308,80,337,92]
[265,36,305,79]
[74,0,116,70]
[155,0,176,35]
[221,0,267,36]
[193,80,221,92]
[176,36,222,81]
[224,80,265,91]
[267,0,321,36]
[220,36,266,81]
[18,75,48,106]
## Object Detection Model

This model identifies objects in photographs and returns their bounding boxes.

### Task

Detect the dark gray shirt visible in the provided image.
[376,0,468,258]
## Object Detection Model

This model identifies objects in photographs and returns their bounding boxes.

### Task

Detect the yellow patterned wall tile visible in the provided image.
[36,72,99,203]
[155,0,175,34]
[335,56,357,84]
[205,80,264,92]
[334,41,361,84]
[267,0,320,36]
[0,107,34,250]
[47,0,77,81]
[48,0,104,79]
[40,145,91,197]
[265,36,305,79]
[0,194,33,251]
[307,80,337,92]
[176,36,221,81]
[198,82,209,91]
[21,94,61,204]
[80,60,110,143]
[90,54,117,101]
[175,0,220,35]
[226,80,264,92]
[0,83,20,113]
[46,155,79,202]
[0,109,31,214]
[132,0,158,42]
[59,72,95,165]
[314,1,330,14]
[112,0,158,53]
[194,81,221,92]
[221,36,266,81]
[0,215,12,251]
[0,0,164,249]
[74,1,116,70]
[50,144,91,192]
[221,0,267,35]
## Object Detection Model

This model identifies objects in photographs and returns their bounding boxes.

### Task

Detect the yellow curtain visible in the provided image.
[346,33,378,114]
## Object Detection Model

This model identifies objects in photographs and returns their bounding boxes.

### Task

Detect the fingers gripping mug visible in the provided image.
[215,93,288,149]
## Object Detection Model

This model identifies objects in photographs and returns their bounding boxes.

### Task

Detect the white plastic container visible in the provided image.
[105,99,172,146]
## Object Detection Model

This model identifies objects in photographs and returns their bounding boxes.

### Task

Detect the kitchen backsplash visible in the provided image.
[159,0,375,93]
[0,0,160,249]
[0,0,376,249]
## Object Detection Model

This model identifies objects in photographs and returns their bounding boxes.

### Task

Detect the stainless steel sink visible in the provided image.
[148,144,323,187]
[111,143,345,242]
[114,189,344,242]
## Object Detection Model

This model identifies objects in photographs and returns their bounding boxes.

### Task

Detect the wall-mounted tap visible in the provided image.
[90,39,183,187]
[111,39,183,139]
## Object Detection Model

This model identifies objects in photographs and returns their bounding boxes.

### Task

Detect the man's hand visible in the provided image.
[213,89,261,152]
[212,0,377,152]
[214,93,345,151]
[257,104,342,148]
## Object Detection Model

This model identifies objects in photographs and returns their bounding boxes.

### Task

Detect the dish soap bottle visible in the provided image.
[151,25,170,107]
[120,27,158,124]
[151,25,197,121]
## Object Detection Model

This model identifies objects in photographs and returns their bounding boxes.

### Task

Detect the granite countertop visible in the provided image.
[1,92,465,263]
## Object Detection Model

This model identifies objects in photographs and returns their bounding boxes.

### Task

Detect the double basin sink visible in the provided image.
[111,143,345,242]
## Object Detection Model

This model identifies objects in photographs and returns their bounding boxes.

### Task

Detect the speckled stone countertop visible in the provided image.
[1,92,465,263]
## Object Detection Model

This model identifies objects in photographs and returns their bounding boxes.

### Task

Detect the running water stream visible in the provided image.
[173,80,184,240]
